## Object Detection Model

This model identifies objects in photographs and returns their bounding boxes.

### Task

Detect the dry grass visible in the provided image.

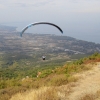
[10,87,58,100]
[9,63,100,100]
[9,63,95,100]
[9,77,100,100]
[10,84,74,100]
[10,87,59,100]
[0,93,10,100]
[79,90,100,100]
[79,94,96,100]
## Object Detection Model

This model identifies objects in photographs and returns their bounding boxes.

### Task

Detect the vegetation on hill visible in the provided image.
[0,52,100,100]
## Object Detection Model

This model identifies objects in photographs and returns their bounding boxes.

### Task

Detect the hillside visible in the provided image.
[0,53,100,100]
[10,62,100,100]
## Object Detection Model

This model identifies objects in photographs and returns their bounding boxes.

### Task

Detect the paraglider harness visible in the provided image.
[42,56,46,60]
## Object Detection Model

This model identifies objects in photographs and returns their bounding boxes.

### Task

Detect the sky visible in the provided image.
[0,0,100,43]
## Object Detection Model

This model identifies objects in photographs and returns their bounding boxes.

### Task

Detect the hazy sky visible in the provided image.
[0,0,100,43]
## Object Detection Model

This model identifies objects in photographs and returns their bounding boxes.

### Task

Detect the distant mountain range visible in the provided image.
[0,25,17,32]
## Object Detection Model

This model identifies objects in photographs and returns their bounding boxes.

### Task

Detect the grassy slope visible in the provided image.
[0,53,100,100]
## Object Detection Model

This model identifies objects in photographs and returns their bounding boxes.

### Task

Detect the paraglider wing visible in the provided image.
[20,22,63,37]
[20,26,28,37]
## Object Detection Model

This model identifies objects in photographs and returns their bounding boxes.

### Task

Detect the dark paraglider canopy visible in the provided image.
[20,22,63,37]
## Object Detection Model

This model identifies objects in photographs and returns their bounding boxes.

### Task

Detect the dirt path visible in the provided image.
[67,63,100,100]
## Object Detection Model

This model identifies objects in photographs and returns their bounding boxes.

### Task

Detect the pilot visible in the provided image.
[42,56,46,60]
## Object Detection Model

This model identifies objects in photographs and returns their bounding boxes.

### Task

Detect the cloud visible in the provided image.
[0,0,100,13]
[0,0,54,8]
[57,0,100,13]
